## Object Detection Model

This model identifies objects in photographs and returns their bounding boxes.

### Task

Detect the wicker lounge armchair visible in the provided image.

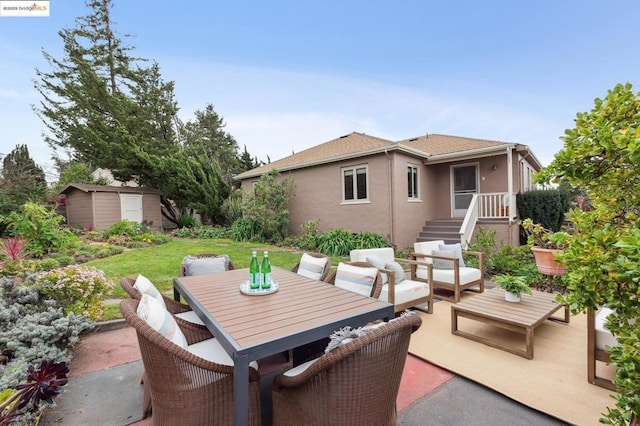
[291,252,332,282]
[272,313,422,426]
[120,298,262,425]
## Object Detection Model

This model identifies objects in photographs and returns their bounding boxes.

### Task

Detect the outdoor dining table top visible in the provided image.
[173,266,394,426]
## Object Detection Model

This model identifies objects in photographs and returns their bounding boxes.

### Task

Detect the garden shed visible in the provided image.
[59,184,163,231]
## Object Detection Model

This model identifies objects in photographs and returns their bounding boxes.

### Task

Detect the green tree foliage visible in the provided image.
[239,170,294,243]
[536,83,640,424]
[32,0,239,227]
[0,145,47,217]
[53,163,106,191]
[180,104,241,187]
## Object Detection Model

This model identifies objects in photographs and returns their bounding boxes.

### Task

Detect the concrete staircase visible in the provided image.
[416,219,463,245]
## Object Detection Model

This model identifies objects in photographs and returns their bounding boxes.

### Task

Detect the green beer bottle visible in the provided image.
[249,251,260,289]
[261,251,271,289]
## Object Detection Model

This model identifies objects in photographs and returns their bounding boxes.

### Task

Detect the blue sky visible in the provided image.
[2,1,639,180]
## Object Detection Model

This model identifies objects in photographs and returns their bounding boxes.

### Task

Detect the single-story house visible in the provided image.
[234,132,542,250]
[59,184,163,232]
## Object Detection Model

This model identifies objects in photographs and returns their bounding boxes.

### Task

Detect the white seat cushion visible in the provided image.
[415,266,481,285]
[595,308,618,350]
[188,338,259,370]
[175,310,205,326]
[379,279,430,305]
[283,358,317,377]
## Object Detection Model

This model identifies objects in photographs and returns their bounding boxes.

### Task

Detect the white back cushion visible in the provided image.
[595,308,618,350]
[134,274,166,309]
[413,240,445,274]
[334,262,378,297]
[137,294,188,349]
[349,247,395,263]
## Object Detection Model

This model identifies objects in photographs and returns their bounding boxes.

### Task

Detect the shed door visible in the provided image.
[120,194,143,223]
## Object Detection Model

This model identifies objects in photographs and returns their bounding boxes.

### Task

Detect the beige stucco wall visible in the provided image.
[239,149,530,249]
[142,194,163,231]
[277,154,394,240]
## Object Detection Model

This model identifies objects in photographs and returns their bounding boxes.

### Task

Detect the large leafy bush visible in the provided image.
[536,83,640,424]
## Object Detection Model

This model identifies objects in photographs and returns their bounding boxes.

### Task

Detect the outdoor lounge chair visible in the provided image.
[120,298,262,425]
[291,252,332,281]
[412,240,484,303]
[587,308,617,391]
[349,247,433,314]
[271,313,422,426]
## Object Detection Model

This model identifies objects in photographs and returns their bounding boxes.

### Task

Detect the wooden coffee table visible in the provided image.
[451,287,569,359]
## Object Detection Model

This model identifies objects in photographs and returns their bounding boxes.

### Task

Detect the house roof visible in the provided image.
[234,131,541,180]
[59,184,161,195]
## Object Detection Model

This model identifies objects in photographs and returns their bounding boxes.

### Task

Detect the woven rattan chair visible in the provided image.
[174,252,236,301]
[326,261,384,299]
[120,298,262,425]
[272,314,422,426]
[291,253,332,282]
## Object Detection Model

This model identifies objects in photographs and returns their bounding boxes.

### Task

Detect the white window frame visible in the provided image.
[341,164,369,204]
[407,164,420,201]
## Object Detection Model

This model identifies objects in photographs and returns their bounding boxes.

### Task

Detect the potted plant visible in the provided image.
[492,274,533,302]
[520,218,570,276]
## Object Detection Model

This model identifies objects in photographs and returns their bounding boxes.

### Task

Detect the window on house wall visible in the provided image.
[407,165,419,199]
[342,165,368,202]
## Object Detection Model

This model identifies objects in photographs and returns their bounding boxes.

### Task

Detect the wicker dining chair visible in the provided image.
[291,252,332,282]
[174,252,236,301]
[120,298,262,426]
[272,313,422,426]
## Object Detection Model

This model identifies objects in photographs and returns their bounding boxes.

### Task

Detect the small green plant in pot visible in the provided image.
[492,274,533,302]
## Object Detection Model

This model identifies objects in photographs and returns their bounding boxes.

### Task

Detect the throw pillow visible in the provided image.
[334,262,378,297]
[137,294,188,349]
[324,311,416,353]
[365,256,389,285]
[384,261,406,284]
[133,274,166,309]
[296,253,328,281]
[432,249,457,270]
[438,243,466,268]
[182,255,229,276]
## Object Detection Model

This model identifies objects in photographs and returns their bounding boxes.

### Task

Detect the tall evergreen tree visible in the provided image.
[0,145,47,215]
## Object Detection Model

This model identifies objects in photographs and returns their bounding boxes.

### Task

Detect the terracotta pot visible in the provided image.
[531,246,566,276]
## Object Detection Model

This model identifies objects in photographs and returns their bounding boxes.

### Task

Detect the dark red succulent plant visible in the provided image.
[0,361,68,425]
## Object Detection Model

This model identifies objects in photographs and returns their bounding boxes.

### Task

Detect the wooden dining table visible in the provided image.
[173,266,394,426]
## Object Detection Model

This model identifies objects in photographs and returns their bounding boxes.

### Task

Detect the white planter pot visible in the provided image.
[504,291,521,303]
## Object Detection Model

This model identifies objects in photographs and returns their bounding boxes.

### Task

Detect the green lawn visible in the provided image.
[87,238,345,320]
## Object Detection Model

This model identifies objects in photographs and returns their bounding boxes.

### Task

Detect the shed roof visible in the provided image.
[59,184,161,195]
